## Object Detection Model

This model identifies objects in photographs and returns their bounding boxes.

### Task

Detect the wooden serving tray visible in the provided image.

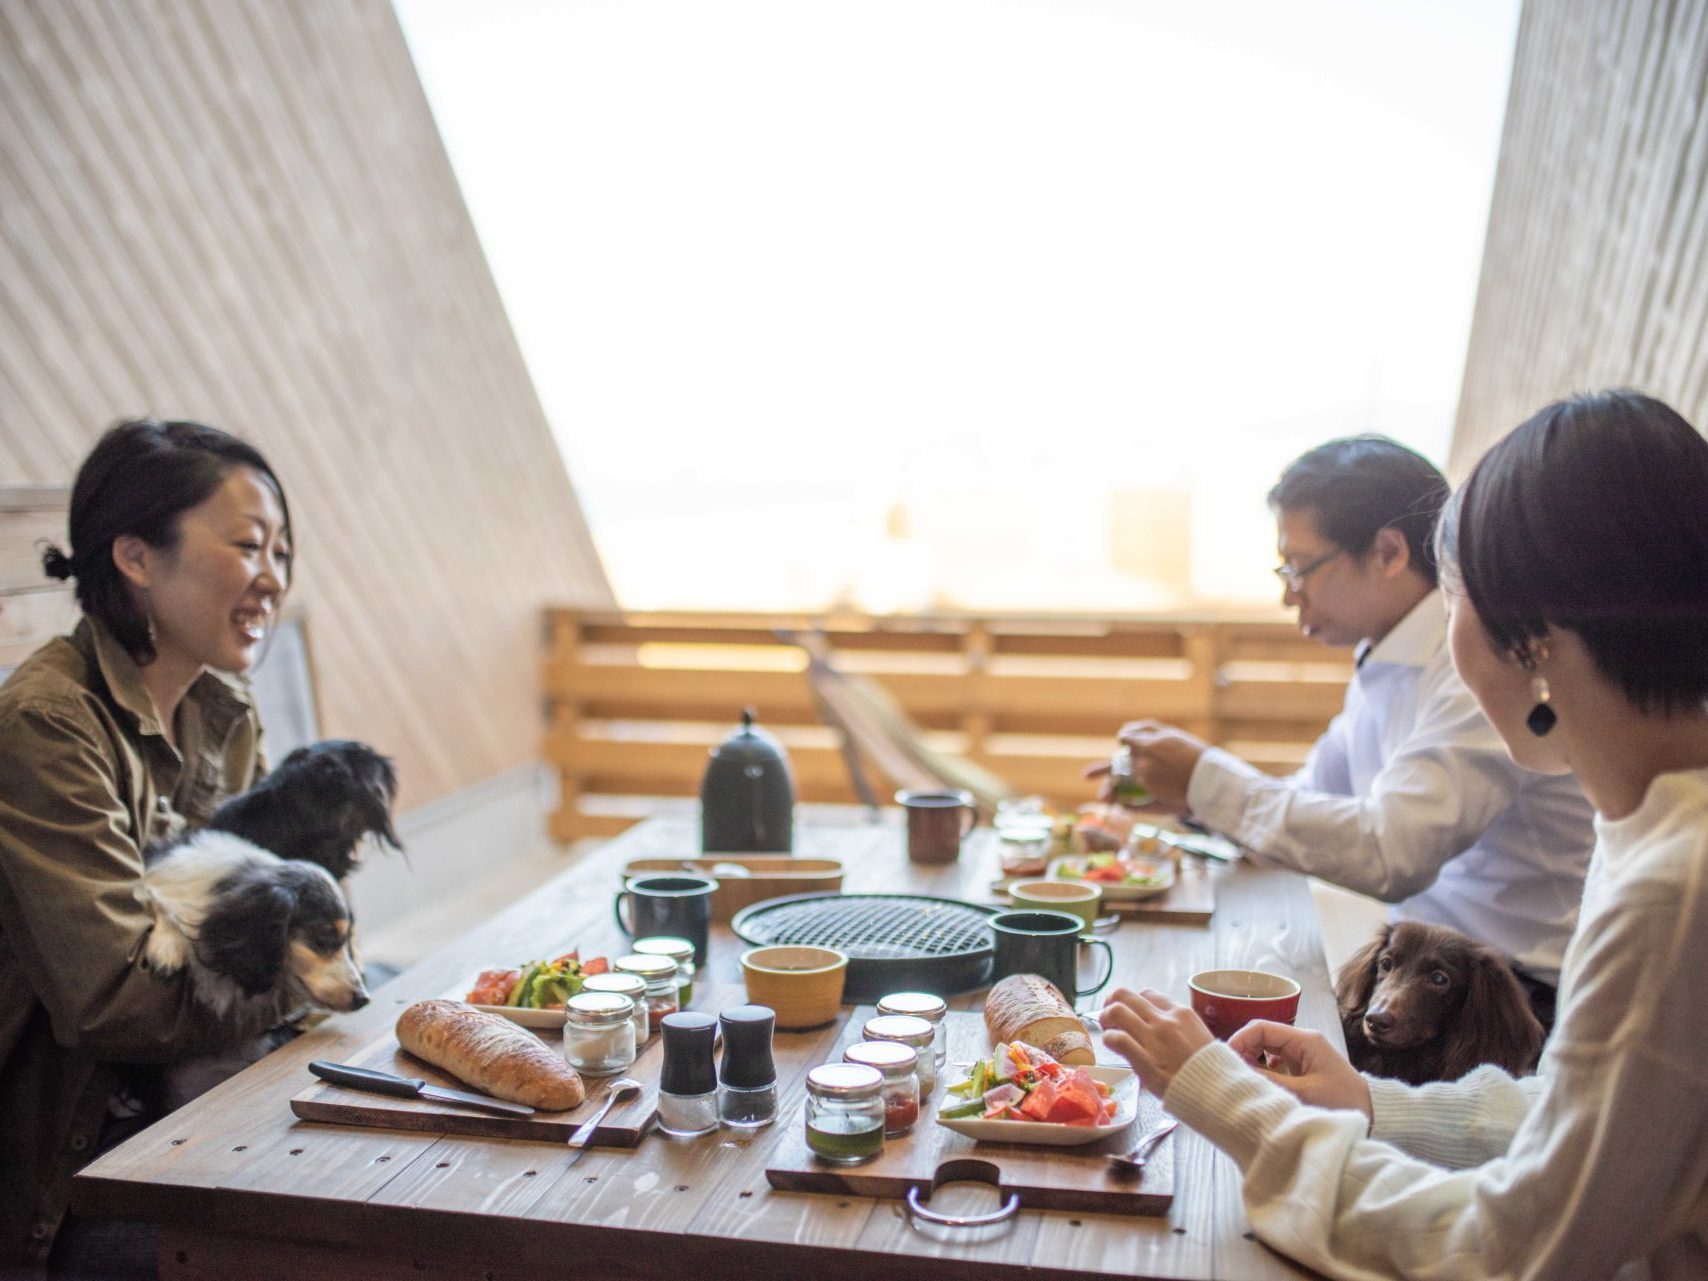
[765,1009,1175,1216]
[290,1023,661,1146]
[621,855,845,923]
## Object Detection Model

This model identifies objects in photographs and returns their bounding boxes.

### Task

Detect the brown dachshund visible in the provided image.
[1336,921,1543,1085]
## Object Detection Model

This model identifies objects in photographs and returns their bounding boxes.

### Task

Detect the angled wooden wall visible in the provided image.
[1452,0,1708,470]
[0,0,614,808]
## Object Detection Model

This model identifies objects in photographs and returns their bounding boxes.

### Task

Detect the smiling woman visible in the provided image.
[0,419,299,1274]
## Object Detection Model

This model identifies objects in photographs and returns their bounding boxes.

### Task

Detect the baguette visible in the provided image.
[396,999,585,1110]
[984,973,1094,1065]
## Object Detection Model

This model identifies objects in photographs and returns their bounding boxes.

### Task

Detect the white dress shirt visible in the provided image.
[1186,591,1594,982]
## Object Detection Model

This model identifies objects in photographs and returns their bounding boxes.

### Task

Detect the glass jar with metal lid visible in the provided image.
[804,1063,885,1165]
[633,936,697,1006]
[843,1040,920,1137]
[582,971,651,1048]
[614,954,679,1036]
[563,992,637,1077]
[874,992,948,1079]
[861,1014,938,1094]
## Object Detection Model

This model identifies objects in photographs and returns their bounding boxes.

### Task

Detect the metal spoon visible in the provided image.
[1108,1118,1178,1178]
[565,1078,642,1166]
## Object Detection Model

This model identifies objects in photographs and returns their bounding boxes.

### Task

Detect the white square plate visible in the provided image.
[934,1064,1138,1146]
[1047,855,1176,902]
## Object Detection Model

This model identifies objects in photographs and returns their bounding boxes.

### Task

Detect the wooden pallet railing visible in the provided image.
[544,610,1352,841]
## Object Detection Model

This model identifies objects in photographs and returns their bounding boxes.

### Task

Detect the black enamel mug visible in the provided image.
[988,909,1114,1005]
[613,874,718,964]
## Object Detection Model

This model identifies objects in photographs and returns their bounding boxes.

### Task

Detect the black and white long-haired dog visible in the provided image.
[135,740,401,1023]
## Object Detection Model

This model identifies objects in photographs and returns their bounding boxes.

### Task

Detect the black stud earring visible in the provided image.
[1526,672,1556,737]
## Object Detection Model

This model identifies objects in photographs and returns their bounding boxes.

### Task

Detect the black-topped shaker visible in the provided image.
[717,1004,778,1128]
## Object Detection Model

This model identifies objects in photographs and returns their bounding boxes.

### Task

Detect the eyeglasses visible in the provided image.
[1272,548,1343,590]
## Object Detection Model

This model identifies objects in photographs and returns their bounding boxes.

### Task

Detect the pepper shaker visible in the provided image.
[656,1011,719,1137]
[717,1004,777,1128]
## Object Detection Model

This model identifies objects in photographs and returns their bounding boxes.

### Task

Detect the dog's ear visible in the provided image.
[1442,949,1544,1080]
[196,879,295,997]
[1335,922,1390,1021]
[354,748,402,851]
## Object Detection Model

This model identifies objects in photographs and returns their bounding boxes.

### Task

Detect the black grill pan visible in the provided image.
[731,893,998,1000]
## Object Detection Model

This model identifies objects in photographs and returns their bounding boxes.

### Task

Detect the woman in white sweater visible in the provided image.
[1102,389,1708,1280]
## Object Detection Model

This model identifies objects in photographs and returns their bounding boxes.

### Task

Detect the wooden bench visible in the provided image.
[544,609,1351,840]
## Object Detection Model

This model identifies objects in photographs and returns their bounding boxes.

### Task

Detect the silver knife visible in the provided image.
[309,1060,536,1117]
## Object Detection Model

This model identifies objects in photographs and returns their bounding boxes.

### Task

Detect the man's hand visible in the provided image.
[1116,720,1208,811]
[1099,987,1214,1098]
[1226,1021,1373,1123]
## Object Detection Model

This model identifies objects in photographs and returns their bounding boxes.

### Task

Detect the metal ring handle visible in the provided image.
[904,1185,1022,1228]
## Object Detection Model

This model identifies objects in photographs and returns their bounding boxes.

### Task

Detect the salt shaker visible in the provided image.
[656,1011,719,1137]
[717,1004,777,1128]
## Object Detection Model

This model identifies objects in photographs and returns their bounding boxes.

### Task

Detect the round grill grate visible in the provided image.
[732,893,997,961]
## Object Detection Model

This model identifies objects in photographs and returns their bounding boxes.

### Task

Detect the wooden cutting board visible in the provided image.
[765,1009,1175,1216]
[290,1021,662,1146]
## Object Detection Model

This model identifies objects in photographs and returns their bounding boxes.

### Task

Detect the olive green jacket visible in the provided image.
[0,618,267,1269]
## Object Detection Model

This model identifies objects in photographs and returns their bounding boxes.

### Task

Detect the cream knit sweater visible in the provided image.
[1164,768,1708,1280]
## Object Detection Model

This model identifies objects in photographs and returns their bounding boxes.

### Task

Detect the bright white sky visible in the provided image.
[394,0,1520,613]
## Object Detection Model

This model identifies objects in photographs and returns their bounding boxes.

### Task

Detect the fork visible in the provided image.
[1108,1118,1178,1178]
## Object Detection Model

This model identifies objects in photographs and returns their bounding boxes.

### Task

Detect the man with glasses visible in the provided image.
[1101,436,1593,1028]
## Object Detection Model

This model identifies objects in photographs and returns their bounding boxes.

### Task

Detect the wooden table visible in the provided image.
[76,815,1340,1280]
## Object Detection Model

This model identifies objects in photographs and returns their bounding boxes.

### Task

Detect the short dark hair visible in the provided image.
[1438,390,1708,715]
[1269,436,1450,587]
[42,419,292,662]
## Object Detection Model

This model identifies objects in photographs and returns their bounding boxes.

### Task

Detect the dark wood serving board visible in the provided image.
[765,1009,1175,1216]
[290,1021,663,1146]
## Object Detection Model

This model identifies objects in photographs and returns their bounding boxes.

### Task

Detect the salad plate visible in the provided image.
[936,1045,1138,1147]
[1048,852,1176,902]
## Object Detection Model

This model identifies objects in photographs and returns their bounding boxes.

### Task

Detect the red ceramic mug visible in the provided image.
[1188,969,1301,1040]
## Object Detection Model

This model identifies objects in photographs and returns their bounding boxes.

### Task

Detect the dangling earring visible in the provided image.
[1519,641,1556,737]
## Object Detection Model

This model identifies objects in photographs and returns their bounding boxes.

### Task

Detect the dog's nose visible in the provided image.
[1364,1008,1395,1037]
[350,991,370,1011]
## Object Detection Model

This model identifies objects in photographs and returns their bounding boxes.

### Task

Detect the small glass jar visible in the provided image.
[657,1011,720,1137]
[633,936,697,1007]
[614,954,680,1037]
[804,1063,885,1166]
[843,1040,920,1137]
[582,972,651,1049]
[874,992,948,1081]
[1109,745,1151,806]
[861,1014,938,1095]
[562,992,637,1077]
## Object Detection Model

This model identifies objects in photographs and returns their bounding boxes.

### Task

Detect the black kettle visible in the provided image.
[701,708,795,853]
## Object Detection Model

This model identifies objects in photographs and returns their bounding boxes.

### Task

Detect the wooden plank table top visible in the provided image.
[75,814,1339,1281]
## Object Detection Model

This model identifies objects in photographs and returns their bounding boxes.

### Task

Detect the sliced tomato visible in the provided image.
[551,950,581,966]
[582,956,610,977]
[1048,1073,1105,1124]
[1018,1078,1058,1121]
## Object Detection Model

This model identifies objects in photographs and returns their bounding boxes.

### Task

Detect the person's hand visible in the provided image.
[1115,721,1208,812]
[1099,987,1214,1098]
[1227,1021,1373,1123]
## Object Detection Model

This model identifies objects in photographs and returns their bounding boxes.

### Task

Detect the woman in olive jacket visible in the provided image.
[0,419,296,1273]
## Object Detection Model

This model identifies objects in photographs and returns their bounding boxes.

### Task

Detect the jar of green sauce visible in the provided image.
[804,1063,885,1166]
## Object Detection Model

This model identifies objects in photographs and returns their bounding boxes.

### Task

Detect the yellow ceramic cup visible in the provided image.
[739,945,849,1029]
[1008,879,1102,930]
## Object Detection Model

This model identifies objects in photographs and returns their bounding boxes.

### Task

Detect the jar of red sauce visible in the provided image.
[843,1040,920,1137]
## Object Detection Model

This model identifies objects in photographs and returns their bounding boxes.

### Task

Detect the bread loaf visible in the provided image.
[984,973,1094,1065]
[396,999,585,1110]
